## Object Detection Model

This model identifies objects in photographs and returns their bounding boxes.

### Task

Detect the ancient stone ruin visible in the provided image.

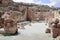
[0,0,60,35]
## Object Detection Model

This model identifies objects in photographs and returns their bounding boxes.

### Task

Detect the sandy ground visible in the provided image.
[0,22,54,40]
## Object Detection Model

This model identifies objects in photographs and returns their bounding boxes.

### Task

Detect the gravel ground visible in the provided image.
[0,22,54,40]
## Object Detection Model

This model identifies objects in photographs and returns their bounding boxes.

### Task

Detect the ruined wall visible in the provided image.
[27,6,54,21]
[0,0,58,22]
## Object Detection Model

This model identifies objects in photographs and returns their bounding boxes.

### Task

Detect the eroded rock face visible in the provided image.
[4,19,17,34]
[0,0,55,22]
[0,0,59,35]
[0,18,4,28]
[0,11,4,28]
[0,11,4,17]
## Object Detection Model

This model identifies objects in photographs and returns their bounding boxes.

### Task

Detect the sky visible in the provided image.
[13,0,60,7]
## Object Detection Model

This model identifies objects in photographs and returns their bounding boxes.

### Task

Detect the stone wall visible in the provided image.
[27,6,54,21]
[0,0,59,22]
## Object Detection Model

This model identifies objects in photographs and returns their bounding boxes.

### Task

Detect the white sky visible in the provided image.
[13,0,60,7]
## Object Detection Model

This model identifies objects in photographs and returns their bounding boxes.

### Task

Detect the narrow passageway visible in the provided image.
[17,22,52,40]
[20,22,48,34]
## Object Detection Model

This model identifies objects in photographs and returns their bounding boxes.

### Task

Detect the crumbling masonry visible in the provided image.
[0,0,60,35]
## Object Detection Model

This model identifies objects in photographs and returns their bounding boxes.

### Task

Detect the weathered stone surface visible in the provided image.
[0,0,55,22]
[0,0,60,35]
[47,18,60,38]
[45,28,51,33]
[0,18,4,28]
[4,19,17,34]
